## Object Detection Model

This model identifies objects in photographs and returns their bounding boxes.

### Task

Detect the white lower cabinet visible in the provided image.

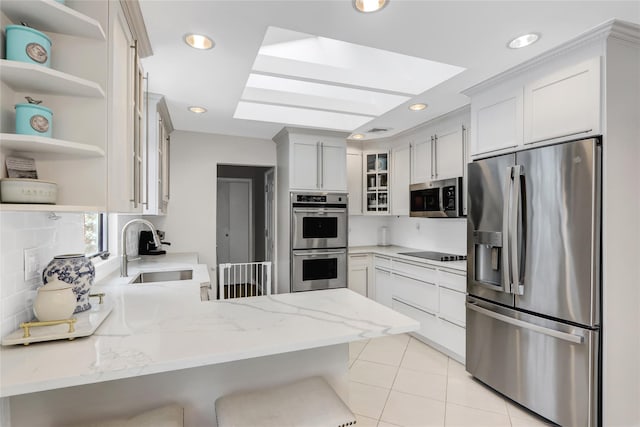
[348,253,371,297]
[374,265,393,308]
[370,254,467,361]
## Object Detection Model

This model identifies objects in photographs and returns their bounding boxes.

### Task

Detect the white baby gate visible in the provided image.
[218,261,272,299]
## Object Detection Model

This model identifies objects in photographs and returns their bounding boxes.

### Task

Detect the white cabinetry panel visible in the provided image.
[410,138,432,184]
[291,141,319,190]
[439,287,465,327]
[471,85,523,156]
[321,142,347,192]
[348,253,371,297]
[438,270,466,293]
[393,273,438,315]
[391,145,410,216]
[524,57,601,144]
[374,267,393,308]
[347,152,363,215]
[434,126,464,180]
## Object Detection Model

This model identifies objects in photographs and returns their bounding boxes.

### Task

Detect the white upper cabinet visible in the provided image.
[391,144,410,216]
[467,55,602,158]
[274,128,348,193]
[291,140,319,190]
[108,0,137,212]
[470,84,523,156]
[144,93,173,216]
[410,138,432,184]
[524,57,601,144]
[346,151,363,215]
[433,125,465,180]
[321,141,347,192]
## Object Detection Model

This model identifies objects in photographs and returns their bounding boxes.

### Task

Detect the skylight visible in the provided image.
[234,26,465,131]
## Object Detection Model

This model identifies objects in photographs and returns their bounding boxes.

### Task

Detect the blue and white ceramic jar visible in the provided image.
[42,254,95,313]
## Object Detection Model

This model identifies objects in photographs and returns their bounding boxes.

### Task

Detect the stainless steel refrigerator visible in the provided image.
[466,137,601,426]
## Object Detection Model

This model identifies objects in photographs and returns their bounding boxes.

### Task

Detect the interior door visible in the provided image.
[217,179,252,265]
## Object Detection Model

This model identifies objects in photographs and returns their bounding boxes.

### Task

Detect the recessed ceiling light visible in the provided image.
[353,0,388,13]
[351,134,365,140]
[184,34,214,50]
[408,103,427,111]
[507,33,540,49]
[188,106,207,114]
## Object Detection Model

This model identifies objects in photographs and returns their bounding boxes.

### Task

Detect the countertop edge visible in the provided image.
[348,245,467,273]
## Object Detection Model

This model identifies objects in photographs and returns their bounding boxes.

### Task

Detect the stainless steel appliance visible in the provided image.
[291,193,347,249]
[466,137,601,426]
[290,192,348,292]
[410,177,463,218]
[399,251,466,261]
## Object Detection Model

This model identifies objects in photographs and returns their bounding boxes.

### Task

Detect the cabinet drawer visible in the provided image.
[438,317,465,360]
[439,270,466,293]
[393,273,438,314]
[392,298,439,342]
[392,260,437,283]
[349,253,371,267]
[439,287,466,326]
[374,256,392,270]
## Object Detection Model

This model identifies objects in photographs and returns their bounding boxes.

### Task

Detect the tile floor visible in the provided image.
[348,334,552,427]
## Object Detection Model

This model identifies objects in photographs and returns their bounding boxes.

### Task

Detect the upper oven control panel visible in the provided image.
[291,192,348,206]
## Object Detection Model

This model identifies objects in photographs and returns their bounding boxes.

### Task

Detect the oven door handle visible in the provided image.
[292,208,347,214]
[293,250,346,256]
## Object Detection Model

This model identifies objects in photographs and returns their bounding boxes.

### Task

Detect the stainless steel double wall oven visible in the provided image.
[290,192,348,292]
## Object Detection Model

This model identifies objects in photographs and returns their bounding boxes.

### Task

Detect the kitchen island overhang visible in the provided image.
[1,266,418,426]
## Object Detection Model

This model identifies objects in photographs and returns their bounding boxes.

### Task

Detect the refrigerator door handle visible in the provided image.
[466,302,585,344]
[511,165,525,295]
[502,166,513,294]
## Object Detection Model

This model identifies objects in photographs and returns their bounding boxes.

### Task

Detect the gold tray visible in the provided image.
[1,293,113,346]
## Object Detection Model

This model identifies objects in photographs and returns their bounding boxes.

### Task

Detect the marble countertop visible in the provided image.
[0,254,418,397]
[349,245,467,273]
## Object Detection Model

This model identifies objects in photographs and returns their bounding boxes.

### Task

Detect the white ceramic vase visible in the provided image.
[33,279,77,321]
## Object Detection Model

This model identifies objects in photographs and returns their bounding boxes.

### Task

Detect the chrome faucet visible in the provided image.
[120,219,161,277]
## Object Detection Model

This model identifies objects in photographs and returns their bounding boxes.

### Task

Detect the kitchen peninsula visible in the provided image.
[0,255,418,427]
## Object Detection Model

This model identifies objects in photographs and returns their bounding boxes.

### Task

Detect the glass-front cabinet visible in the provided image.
[364,151,389,214]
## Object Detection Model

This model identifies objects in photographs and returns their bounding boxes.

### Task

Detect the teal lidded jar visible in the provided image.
[15,103,53,137]
[5,25,52,68]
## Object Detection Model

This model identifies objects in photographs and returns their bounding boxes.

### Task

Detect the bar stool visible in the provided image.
[215,377,356,427]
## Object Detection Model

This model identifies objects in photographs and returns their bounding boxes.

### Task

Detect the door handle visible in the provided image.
[293,250,346,256]
[502,166,512,294]
[466,302,584,344]
[510,165,524,295]
[433,135,438,179]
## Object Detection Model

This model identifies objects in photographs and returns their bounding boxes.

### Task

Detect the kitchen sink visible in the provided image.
[130,269,193,284]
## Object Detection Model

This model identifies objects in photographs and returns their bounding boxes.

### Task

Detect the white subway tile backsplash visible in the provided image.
[0,212,139,338]
[0,212,86,338]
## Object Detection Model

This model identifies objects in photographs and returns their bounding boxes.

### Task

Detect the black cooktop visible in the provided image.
[398,251,466,262]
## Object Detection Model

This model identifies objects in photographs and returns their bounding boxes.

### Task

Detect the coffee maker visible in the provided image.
[139,230,170,255]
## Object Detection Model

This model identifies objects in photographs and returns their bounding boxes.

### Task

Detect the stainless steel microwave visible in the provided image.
[410,177,463,218]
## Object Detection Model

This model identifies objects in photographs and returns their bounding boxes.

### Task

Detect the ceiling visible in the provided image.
[139,1,640,141]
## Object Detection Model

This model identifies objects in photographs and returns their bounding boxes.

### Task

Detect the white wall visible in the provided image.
[154,130,276,273]
[388,216,467,254]
[349,215,467,254]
